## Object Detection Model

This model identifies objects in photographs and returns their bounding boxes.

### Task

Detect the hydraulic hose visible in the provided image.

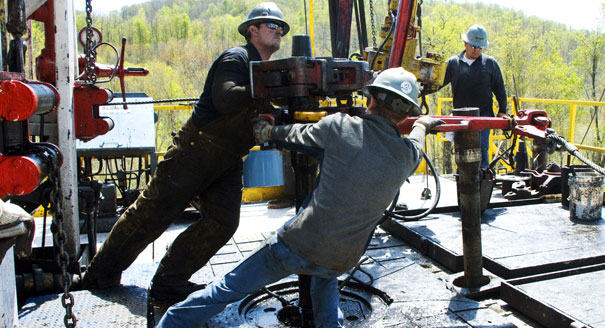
[384,149,441,221]
[370,10,395,71]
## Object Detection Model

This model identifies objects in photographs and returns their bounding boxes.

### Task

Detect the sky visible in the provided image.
[452,0,603,31]
[76,0,604,32]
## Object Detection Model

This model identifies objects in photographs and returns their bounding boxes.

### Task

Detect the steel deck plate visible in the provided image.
[501,264,605,328]
[384,202,605,278]
[19,230,520,327]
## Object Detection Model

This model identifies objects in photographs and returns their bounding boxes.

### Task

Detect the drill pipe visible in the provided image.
[453,108,485,288]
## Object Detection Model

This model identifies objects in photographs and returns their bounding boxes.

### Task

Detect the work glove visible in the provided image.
[252,117,273,145]
[412,116,445,134]
[0,200,35,265]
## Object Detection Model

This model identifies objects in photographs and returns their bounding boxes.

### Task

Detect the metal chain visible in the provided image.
[84,0,97,84]
[369,0,376,48]
[48,162,77,327]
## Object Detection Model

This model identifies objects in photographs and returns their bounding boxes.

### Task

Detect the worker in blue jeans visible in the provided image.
[156,67,444,328]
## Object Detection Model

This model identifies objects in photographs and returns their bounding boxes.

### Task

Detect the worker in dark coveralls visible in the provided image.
[83,2,290,301]
[156,67,444,327]
[441,24,507,168]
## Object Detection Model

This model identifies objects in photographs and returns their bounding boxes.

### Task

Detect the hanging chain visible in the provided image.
[84,0,97,84]
[369,0,376,48]
[48,162,77,328]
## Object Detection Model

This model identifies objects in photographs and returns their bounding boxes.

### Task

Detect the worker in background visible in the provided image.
[440,24,507,168]
[156,67,445,327]
[83,2,290,302]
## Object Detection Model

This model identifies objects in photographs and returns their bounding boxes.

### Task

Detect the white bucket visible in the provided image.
[568,172,604,221]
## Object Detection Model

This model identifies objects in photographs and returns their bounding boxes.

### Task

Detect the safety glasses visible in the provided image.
[264,22,284,33]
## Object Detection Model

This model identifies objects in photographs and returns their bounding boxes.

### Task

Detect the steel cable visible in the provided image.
[547,134,605,175]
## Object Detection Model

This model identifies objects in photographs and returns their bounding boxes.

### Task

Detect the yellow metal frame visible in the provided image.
[242,186,285,203]
[435,97,605,171]
[153,97,605,174]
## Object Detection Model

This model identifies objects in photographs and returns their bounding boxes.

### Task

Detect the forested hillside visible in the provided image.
[31,0,605,156]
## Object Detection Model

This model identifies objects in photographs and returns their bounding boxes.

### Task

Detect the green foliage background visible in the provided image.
[29,0,605,167]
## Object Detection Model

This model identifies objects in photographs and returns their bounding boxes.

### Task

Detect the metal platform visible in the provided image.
[383,200,605,279]
[501,263,605,328]
[18,199,524,327]
[182,230,518,328]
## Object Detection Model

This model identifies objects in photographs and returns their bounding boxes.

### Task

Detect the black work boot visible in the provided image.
[149,280,206,302]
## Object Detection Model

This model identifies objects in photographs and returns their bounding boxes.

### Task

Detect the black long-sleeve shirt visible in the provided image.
[192,42,260,126]
[442,51,507,117]
[190,43,262,156]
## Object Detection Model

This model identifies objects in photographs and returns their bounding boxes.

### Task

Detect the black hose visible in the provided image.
[370,10,396,70]
[384,149,441,221]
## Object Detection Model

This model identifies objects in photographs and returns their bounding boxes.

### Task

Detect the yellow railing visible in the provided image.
[436,97,605,170]
[154,97,605,173]
[514,98,605,151]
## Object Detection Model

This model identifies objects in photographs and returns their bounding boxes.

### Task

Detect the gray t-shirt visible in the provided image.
[271,113,423,272]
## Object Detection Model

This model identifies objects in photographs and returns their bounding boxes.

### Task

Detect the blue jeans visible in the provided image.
[157,234,344,328]
[480,128,490,169]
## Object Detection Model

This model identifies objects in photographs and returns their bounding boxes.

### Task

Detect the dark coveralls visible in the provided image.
[86,43,264,287]
[442,51,507,167]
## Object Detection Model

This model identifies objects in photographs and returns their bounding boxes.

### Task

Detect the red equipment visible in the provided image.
[72,37,149,141]
[0,71,61,199]
[73,85,115,142]
[0,144,61,199]
[398,109,552,141]
[32,0,149,142]
[76,37,150,109]
[0,79,59,121]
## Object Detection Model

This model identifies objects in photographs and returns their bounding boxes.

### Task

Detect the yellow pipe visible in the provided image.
[309,0,315,56]
[569,103,577,143]
[576,144,605,153]
[518,98,604,107]
[155,104,194,111]
[242,186,285,203]
[294,111,327,122]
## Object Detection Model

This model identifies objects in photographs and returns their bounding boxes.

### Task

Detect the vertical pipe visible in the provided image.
[569,103,577,144]
[388,0,414,68]
[7,0,27,73]
[309,0,315,56]
[453,107,485,288]
[328,0,353,58]
[357,0,368,49]
[0,0,5,70]
[53,0,80,258]
[291,152,318,327]
[0,13,2,70]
